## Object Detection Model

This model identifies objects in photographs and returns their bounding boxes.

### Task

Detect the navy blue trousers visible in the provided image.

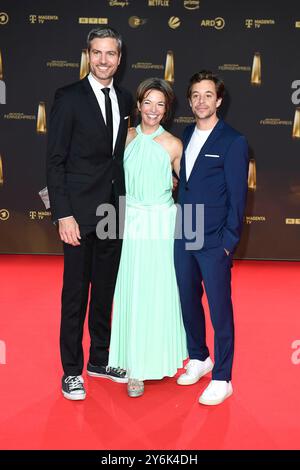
[174,241,234,381]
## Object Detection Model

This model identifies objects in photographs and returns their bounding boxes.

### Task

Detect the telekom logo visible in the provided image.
[0,340,6,364]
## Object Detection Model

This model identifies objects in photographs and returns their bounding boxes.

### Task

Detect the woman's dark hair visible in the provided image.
[136,78,174,122]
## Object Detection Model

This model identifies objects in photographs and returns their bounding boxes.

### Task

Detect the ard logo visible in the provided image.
[0,209,9,221]
[201,17,225,30]
[0,12,9,25]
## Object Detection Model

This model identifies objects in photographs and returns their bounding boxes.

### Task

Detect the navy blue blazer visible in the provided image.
[177,119,249,253]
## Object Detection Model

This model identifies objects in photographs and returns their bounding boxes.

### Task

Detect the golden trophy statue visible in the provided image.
[164,51,174,85]
[0,155,3,186]
[80,49,89,80]
[37,102,47,134]
[248,159,257,190]
[292,108,300,139]
[251,52,261,86]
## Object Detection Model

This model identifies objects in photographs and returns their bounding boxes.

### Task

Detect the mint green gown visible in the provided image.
[108,125,187,380]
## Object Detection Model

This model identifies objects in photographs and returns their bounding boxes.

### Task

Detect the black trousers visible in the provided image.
[60,225,122,376]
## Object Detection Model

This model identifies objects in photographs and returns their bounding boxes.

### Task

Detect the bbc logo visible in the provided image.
[285,218,300,224]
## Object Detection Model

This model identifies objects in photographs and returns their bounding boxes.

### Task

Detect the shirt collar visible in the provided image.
[88,72,114,91]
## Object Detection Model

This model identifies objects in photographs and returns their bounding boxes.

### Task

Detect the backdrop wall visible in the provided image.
[0,0,299,259]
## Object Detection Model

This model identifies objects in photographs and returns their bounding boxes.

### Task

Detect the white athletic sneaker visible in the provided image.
[199,380,233,405]
[177,357,214,385]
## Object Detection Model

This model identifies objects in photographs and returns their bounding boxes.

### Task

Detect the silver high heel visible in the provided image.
[127,378,144,397]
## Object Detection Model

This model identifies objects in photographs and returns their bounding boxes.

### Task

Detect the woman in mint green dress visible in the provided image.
[108,78,187,397]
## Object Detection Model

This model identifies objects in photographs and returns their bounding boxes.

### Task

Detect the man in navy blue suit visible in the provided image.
[175,71,249,405]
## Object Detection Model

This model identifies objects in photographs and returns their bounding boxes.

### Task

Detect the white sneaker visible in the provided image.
[199,380,233,405]
[177,357,214,385]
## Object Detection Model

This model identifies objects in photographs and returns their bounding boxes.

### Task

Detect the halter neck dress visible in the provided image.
[108,125,187,380]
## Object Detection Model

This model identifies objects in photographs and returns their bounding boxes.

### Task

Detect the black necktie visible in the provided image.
[101,87,113,153]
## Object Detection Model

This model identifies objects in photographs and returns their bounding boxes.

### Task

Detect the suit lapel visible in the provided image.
[181,124,196,184]
[188,119,225,181]
[114,85,126,153]
[81,77,109,138]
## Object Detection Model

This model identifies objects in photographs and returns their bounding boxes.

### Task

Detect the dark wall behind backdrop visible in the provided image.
[0,0,299,259]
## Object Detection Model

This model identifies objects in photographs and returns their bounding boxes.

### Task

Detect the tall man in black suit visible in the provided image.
[47,27,132,400]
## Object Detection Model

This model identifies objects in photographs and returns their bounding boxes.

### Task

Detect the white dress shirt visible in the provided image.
[88,73,120,151]
[185,127,212,180]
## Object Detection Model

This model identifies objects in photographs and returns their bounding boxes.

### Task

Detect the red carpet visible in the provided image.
[0,255,299,450]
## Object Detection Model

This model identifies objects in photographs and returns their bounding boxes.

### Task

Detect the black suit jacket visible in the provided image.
[46,77,133,225]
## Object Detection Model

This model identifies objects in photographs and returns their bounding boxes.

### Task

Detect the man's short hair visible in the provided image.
[187,70,225,99]
[87,27,122,54]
